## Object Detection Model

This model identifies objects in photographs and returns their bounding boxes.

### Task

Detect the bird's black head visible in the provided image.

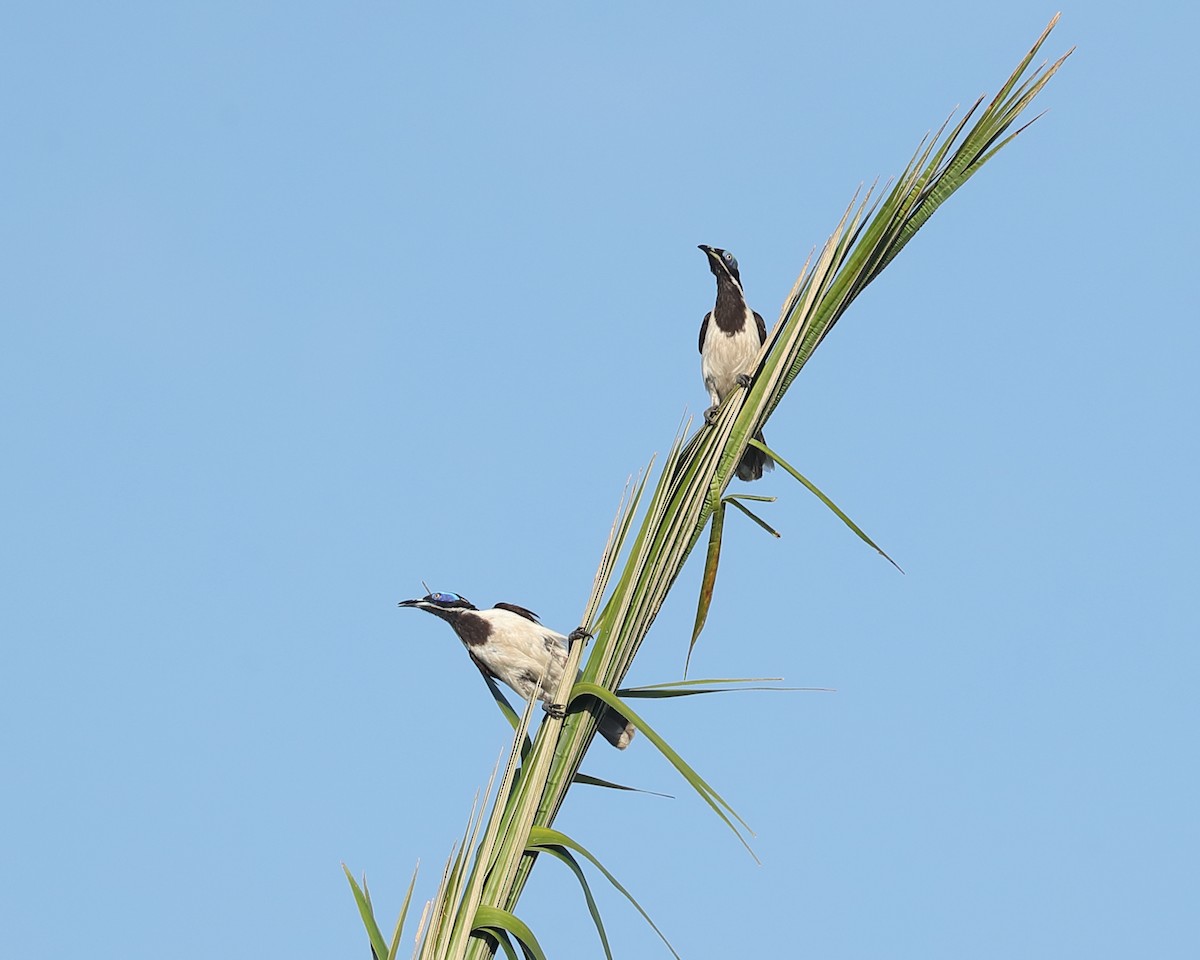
[698,244,743,289]
[398,592,477,621]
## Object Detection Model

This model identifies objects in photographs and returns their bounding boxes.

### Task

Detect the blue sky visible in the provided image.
[2,3,1197,958]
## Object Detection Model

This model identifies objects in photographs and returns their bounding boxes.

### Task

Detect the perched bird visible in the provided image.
[698,244,774,481]
[397,592,635,749]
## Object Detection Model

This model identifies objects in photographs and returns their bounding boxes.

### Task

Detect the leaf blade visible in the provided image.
[687,502,726,675]
[751,438,902,571]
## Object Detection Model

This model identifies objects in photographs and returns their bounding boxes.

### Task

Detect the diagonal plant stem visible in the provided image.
[349,17,1072,960]
[474,21,1069,956]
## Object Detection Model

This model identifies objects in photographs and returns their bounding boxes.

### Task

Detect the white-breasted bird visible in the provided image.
[397,592,635,749]
[698,244,774,481]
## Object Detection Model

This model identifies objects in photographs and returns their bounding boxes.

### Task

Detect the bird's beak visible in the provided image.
[698,244,715,256]
[397,598,422,608]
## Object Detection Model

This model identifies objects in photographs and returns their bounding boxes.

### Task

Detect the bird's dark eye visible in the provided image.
[724,252,734,262]
[431,592,459,603]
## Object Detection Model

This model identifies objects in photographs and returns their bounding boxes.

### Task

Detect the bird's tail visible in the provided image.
[736,430,774,482]
[597,705,636,750]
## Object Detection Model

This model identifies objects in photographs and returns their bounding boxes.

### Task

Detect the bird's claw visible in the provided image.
[703,405,720,425]
[736,373,753,388]
[544,702,567,719]
[568,627,592,645]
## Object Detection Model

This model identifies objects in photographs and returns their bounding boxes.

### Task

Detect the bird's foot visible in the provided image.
[703,404,720,425]
[544,702,567,720]
[568,627,592,646]
[736,373,753,389]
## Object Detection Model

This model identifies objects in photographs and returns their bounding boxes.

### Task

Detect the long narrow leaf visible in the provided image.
[482,674,533,757]
[473,907,548,960]
[343,867,390,960]
[623,676,785,689]
[620,685,826,699]
[573,772,673,798]
[387,862,419,960]
[751,438,902,571]
[724,497,781,538]
[480,928,519,960]
[687,501,726,675]
[528,826,682,960]
[401,21,1071,960]
[572,682,757,858]
[535,845,614,960]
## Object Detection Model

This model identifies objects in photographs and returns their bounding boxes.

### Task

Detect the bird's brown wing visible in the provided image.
[493,602,541,623]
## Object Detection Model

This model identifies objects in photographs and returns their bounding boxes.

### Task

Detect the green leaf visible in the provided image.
[473,907,547,960]
[386,862,419,960]
[343,865,390,960]
[751,438,902,571]
[687,493,779,678]
[620,684,826,699]
[481,674,534,759]
[573,772,674,798]
[389,21,1071,958]
[621,676,823,698]
[572,682,758,859]
[528,826,681,960]
[480,927,520,960]
[687,501,725,676]
[622,676,784,690]
[583,464,655,631]
[724,496,781,538]
[536,845,614,960]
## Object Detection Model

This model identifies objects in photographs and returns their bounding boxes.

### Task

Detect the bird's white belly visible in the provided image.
[475,612,567,703]
[702,317,760,404]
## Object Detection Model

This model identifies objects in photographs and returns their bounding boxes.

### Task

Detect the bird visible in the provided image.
[698,244,774,481]
[397,591,636,749]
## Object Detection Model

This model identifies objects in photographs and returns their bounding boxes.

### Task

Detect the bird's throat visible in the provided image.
[712,281,749,334]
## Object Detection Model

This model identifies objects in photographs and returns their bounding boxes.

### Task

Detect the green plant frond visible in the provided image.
[438,786,492,936]
[753,197,854,414]
[770,244,817,329]
[478,927,519,960]
[482,674,533,755]
[412,901,431,960]
[869,37,1070,287]
[619,683,822,699]
[434,836,472,951]
[343,866,390,960]
[573,772,674,798]
[688,492,781,675]
[623,676,784,689]
[591,441,685,679]
[996,14,1062,104]
[724,496,781,538]
[445,702,542,957]
[533,845,614,960]
[571,682,758,859]
[687,499,725,674]
[466,654,588,943]
[527,826,682,960]
[387,862,420,960]
[417,845,458,960]
[409,22,1069,958]
[451,766,507,949]
[584,463,654,632]
[751,438,902,572]
[472,907,547,960]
